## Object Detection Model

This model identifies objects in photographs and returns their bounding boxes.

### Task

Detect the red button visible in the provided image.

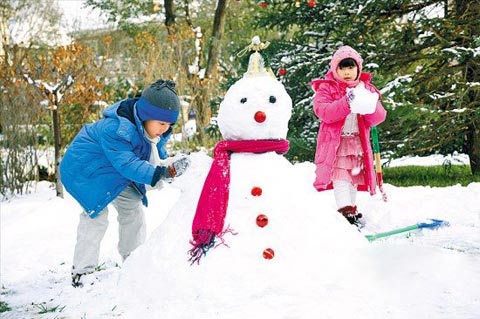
[263,248,274,259]
[256,214,268,228]
[251,186,262,196]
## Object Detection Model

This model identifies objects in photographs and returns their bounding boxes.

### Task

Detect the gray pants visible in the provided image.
[72,185,146,275]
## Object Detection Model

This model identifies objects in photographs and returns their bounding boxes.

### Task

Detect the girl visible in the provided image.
[310,45,387,225]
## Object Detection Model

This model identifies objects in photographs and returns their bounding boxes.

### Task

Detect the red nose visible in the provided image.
[254,111,266,123]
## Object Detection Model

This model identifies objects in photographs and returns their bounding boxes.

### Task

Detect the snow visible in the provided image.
[1,157,480,318]
[2,45,480,319]
[386,152,469,167]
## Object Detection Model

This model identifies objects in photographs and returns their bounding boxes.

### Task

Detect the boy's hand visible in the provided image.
[166,156,191,179]
[152,156,191,187]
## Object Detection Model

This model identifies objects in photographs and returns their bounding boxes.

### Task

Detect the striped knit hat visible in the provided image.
[136,79,180,124]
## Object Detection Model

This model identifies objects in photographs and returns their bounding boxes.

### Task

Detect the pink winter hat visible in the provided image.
[330,45,363,83]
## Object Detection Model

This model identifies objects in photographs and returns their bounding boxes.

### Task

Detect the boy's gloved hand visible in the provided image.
[152,155,191,187]
[348,82,379,115]
[164,156,191,179]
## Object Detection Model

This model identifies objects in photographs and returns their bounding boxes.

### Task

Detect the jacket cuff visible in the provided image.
[151,166,166,186]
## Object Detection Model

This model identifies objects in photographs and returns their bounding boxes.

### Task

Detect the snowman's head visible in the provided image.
[217,56,292,140]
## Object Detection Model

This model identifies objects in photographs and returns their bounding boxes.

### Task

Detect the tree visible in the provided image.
[179,0,229,144]
[22,43,110,197]
[0,44,44,196]
[360,0,480,175]
[0,0,64,196]
[256,0,480,176]
[84,0,264,145]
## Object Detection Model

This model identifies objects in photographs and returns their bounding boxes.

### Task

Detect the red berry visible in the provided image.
[278,68,286,76]
[308,0,316,7]
[254,111,266,123]
[256,214,268,228]
[251,186,263,196]
[259,1,267,8]
[263,248,275,259]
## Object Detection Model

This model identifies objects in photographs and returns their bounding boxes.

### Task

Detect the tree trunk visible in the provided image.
[205,0,228,79]
[52,105,64,197]
[161,0,229,144]
[466,122,480,176]
[164,0,175,33]
[195,0,228,143]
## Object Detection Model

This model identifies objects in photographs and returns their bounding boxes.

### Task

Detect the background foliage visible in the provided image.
[1,0,479,196]
[254,0,479,175]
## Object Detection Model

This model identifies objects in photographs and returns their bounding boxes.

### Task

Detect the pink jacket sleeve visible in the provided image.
[312,84,351,124]
[363,100,387,127]
[362,81,387,126]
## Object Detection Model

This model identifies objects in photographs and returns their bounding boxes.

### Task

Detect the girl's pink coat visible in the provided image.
[310,71,387,194]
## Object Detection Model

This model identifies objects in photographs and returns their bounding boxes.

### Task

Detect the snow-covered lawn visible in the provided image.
[1,153,479,319]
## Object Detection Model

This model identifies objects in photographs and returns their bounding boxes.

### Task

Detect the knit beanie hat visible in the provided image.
[330,45,363,87]
[136,79,180,124]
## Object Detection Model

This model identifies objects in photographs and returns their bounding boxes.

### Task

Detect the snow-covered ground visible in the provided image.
[1,153,479,319]
[386,152,470,167]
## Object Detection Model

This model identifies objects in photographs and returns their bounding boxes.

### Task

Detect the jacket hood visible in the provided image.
[329,45,364,88]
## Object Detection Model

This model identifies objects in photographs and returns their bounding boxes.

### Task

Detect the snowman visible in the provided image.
[188,36,296,264]
[118,37,365,319]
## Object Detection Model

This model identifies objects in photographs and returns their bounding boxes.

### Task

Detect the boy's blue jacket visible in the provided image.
[60,98,171,218]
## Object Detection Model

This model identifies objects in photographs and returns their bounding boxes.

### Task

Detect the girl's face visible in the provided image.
[143,120,171,138]
[336,65,358,81]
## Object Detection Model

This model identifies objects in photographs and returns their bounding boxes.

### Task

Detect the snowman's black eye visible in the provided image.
[240,97,247,104]
[269,96,276,103]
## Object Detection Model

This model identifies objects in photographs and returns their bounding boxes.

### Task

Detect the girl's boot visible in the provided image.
[337,205,363,225]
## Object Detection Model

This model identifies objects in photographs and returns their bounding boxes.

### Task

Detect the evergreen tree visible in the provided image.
[255,0,479,176]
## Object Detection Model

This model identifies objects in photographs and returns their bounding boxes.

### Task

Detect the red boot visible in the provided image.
[337,205,363,225]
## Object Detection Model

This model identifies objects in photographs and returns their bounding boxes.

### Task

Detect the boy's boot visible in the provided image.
[72,273,84,288]
[71,266,94,288]
[72,270,97,288]
[337,205,363,225]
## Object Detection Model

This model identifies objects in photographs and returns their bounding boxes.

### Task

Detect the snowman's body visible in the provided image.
[200,149,360,267]
[221,152,304,262]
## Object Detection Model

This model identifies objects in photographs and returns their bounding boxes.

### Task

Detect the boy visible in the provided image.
[60,79,190,287]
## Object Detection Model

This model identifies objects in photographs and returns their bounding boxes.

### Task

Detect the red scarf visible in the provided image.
[188,139,290,264]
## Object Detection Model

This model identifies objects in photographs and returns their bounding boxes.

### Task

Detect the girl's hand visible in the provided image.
[349,82,379,114]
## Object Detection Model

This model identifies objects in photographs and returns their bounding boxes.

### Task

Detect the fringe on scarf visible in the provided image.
[188,225,237,265]
[188,229,215,265]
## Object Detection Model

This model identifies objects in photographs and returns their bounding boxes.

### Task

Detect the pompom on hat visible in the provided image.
[136,79,180,124]
[330,45,364,86]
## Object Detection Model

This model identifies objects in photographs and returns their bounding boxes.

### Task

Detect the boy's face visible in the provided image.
[143,120,171,138]
[336,65,358,81]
